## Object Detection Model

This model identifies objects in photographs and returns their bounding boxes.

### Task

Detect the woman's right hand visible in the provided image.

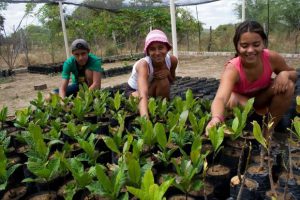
[205,116,224,136]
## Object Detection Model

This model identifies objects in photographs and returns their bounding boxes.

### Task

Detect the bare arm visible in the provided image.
[207,65,239,130]
[137,60,150,118]
[269,50,297,94]
[89,71,101,90]
[59,79,69,99]
[168,55,178,84]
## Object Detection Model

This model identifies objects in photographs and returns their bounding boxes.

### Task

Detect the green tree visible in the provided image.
[176,8,201,51]
[0,3,7,31]
[36,3,64,62]
[234,0,300,52]
[213,24,236,51]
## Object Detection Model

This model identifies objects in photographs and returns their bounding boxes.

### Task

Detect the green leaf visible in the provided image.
[113,165,126,198]
[126,186,145,199]
[28,123,48,159]
[232,117,239,133]
[252,121,267,149]
[157,178,174,199]
[141,169,154,191]
[148,98,157,117]
[95,165,112,193]
[208,126,224,152]
[78,139,94,160]
[0,106,8,122]
[189,112,198,131]
[123,134,133,154]
[293,118,300,138]
[191,136,202,152]
[103,136,121,154]
[127,158,141,185]
[155,123,167,148]
[114,91,121,111]
[179,110,189,127]
[198,116,207,136]
[185,89,194,109]
[191,179,204,191]
[242,98,254,119]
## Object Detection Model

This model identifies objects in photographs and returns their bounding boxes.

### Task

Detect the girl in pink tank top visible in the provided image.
[206,20,297,134]
[230,49,273,95]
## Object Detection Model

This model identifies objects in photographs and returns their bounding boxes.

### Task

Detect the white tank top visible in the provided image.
[127,54,172,90]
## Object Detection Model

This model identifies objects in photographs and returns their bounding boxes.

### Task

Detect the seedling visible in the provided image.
[229,98,254,140]
[208,125,224,168]
[153,122,178,167]
[87,164,128,200]
[252,115,277,198]
[127,168,174,200]
[0,106,8,129]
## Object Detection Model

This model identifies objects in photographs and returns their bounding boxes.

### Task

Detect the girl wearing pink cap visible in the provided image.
[127,29,178,118]
[206,21,297,134]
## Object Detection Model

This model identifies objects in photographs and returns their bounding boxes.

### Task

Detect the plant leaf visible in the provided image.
[155,123,167,149]
[103,136,120,154]
[252,121,267,149]
[127,158,141,185]
[95,165,112,192]
[141,169,154,191]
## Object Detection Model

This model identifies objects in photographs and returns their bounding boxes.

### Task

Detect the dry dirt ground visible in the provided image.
[1,54,299,115]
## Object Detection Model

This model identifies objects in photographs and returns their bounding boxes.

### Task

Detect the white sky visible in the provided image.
[1,0,240,34]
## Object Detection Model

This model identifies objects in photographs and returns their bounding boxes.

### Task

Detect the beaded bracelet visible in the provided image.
[212,115,225,122]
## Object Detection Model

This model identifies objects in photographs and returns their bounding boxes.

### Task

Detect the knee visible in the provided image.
[286,80,295,96]
[158,78,170,88]
[280,80,295,99]
[85,69,93,85]
[151,78,170,90]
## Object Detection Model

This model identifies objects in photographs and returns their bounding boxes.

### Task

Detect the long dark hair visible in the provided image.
[233,20,268,57]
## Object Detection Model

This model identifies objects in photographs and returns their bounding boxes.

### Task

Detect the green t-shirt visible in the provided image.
[62,53,104,84]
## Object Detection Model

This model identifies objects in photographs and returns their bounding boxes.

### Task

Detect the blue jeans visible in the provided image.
[53,84,79,97]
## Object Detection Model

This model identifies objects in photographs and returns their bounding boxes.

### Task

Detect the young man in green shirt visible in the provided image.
[54,39,104,98]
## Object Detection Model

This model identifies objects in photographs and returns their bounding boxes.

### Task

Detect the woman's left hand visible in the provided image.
[273,71,290,94]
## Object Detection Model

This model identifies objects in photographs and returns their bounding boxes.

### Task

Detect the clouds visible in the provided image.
[2,3,39,34]
[2,0,241,34]
[184,0,240,29]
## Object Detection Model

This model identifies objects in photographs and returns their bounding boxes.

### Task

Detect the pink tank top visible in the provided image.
[229,49,273,96]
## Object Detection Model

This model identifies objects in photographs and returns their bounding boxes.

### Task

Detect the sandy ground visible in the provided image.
[1,54,299,115]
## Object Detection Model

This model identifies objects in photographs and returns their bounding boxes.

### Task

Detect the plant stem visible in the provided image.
[203,158,208,200]
[237,139,246,182]
[283,172,289,200]
[288,134,294,180]
[212,154,215,172]
[267,129,277,198]
[237,142,252,200]
[259,146,266,171]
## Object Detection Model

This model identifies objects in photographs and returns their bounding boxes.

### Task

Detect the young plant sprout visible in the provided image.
[252,115,277,198]
[127,168,174,200]
[208,125,224,168]
[0,106,8,129]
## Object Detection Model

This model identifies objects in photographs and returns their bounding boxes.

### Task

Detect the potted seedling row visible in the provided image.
[1,84,299,200]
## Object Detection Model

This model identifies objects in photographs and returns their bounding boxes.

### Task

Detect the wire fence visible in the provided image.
[0,0,299,69]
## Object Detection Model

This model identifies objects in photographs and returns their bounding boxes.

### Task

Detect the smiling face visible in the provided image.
[147,42,169,64]
[72,49,90,66]
[237,32,265,64]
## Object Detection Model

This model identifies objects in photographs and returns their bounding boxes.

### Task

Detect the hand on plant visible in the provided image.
[153,68,170,80]
[205,116,223,136]
[272,71,290,94]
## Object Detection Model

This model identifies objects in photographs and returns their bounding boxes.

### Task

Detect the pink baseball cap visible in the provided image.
[144,29,172,55]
